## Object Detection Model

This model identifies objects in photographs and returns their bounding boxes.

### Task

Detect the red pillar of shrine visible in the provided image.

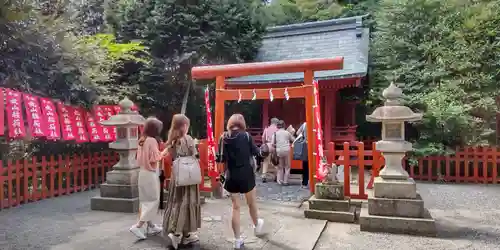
[262,100,269,128]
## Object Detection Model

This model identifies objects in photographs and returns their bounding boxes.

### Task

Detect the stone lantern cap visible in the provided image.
[366,82,423,123]
[100,97,146,126]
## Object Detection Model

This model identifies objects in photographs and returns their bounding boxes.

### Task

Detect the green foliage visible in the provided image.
[0,0,149,105]
[262,0,375,26]
[73,33,149,103]
[108,0,266,135]
[371,0,500,156]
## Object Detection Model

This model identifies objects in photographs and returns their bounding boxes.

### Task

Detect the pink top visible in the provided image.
[262,124,278,144]
[137,137,163,171]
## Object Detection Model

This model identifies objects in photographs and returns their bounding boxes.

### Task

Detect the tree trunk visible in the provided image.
[180,80,192,115]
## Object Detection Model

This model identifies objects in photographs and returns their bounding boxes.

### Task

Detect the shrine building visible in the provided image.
[226,16,369,146]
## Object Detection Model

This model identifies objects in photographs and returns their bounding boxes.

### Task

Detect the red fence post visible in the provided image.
[23,158,29,204]
[41,156,48,199]
[342,142,350,198]
[494,147,499,184]
[7,160,13,208]
[15,160,21,206]
[357,142,367,199]
[49,156,56,198]
[0,159,4,209]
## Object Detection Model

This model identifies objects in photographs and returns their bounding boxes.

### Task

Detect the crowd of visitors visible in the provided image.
[129,114,309,249]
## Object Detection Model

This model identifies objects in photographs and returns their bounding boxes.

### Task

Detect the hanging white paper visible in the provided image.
[238,90,242,103]
[252,89,257,100]
[284,88,290,100]
[269,88,274,102]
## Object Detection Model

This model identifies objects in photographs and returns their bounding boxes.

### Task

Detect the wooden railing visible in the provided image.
[2,141,499,210]
[406,147,500,183]
[0,151,118,210]
[323,142,500,199]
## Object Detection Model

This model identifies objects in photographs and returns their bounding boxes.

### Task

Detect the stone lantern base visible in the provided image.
[90,168,140,213]
[304,182,356,223]
[359,177,436,236]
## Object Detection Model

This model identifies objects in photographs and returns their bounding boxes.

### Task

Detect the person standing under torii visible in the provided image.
[260,117,279,182]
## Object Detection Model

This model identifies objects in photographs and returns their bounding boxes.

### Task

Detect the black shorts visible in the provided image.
[223,166,256,194]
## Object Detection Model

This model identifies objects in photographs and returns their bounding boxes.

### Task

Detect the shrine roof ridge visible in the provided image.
[227,15,370,85]
[264,15,366,39]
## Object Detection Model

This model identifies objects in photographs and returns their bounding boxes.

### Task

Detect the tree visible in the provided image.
[0,0,148,106]
[370,0,500,156]
[261,0,375,26]
[108,0,266,134]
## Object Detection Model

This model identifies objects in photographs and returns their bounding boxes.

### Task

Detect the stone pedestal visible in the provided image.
[304,182,355,223]
[359,177,436,236]
[91,165,140,213]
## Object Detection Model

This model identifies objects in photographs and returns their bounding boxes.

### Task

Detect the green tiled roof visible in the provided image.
[228,16,369,84]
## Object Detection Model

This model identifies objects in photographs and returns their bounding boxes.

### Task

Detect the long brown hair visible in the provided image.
[166,114,190,147]
[138,117,163,146]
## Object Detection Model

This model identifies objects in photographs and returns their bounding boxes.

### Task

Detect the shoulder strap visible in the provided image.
[218,133,225,156]
[245,132,251,142]
[273,132,277,147]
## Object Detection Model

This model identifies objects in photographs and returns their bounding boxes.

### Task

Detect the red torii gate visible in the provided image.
[191,57,344,193]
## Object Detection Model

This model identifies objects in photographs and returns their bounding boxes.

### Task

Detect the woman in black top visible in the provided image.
[217,114,264,249]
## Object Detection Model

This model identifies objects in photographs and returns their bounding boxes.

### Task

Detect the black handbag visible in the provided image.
[270,132,280,165]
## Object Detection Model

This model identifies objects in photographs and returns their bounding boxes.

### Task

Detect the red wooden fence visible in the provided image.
[2,141,499,210]
[323,142,500,199]
[0,151,118,210]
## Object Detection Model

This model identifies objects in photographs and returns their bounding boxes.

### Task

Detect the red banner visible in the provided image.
[5,89,26,139]
[101,106,117,141]
[0,88,4,136]
[204,87,218,177]
[40,98,61,140]
[313,80,326,181]
[57,103,77,141]
[23,94,46,138]
[84,110,104,142]
[72,107,89,143]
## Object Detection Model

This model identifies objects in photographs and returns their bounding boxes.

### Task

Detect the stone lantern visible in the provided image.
[90,97,146,213]
[367,83,422,183]
[359,83,436,236]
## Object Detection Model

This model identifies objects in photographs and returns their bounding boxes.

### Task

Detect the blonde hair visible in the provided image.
[166,114,190,147]
[227,113,246,131]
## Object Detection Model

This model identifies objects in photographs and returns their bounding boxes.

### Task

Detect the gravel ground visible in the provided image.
[314,182,500,250]
[255,175,310,202]
[1,182,499,250]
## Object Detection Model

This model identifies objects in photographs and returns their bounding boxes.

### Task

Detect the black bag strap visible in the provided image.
[218,132,225,158]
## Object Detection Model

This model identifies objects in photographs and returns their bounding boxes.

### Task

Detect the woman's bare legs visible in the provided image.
[230,193,242,238]
[244,188,264,236]
[243,188,258,225]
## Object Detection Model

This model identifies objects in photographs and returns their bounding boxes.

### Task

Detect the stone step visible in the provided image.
[304,207,356,223]
[359,206,436,237]
[91,196,139,213]
[368,193,424,218]
[308,196,350,212]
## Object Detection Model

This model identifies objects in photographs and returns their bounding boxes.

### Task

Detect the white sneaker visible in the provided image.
[147,224,163,235]
[254,218,264,236]
[234,237,244,249]
[168,233,182,249]
[129,225,146,240]
[181,233,199,245]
